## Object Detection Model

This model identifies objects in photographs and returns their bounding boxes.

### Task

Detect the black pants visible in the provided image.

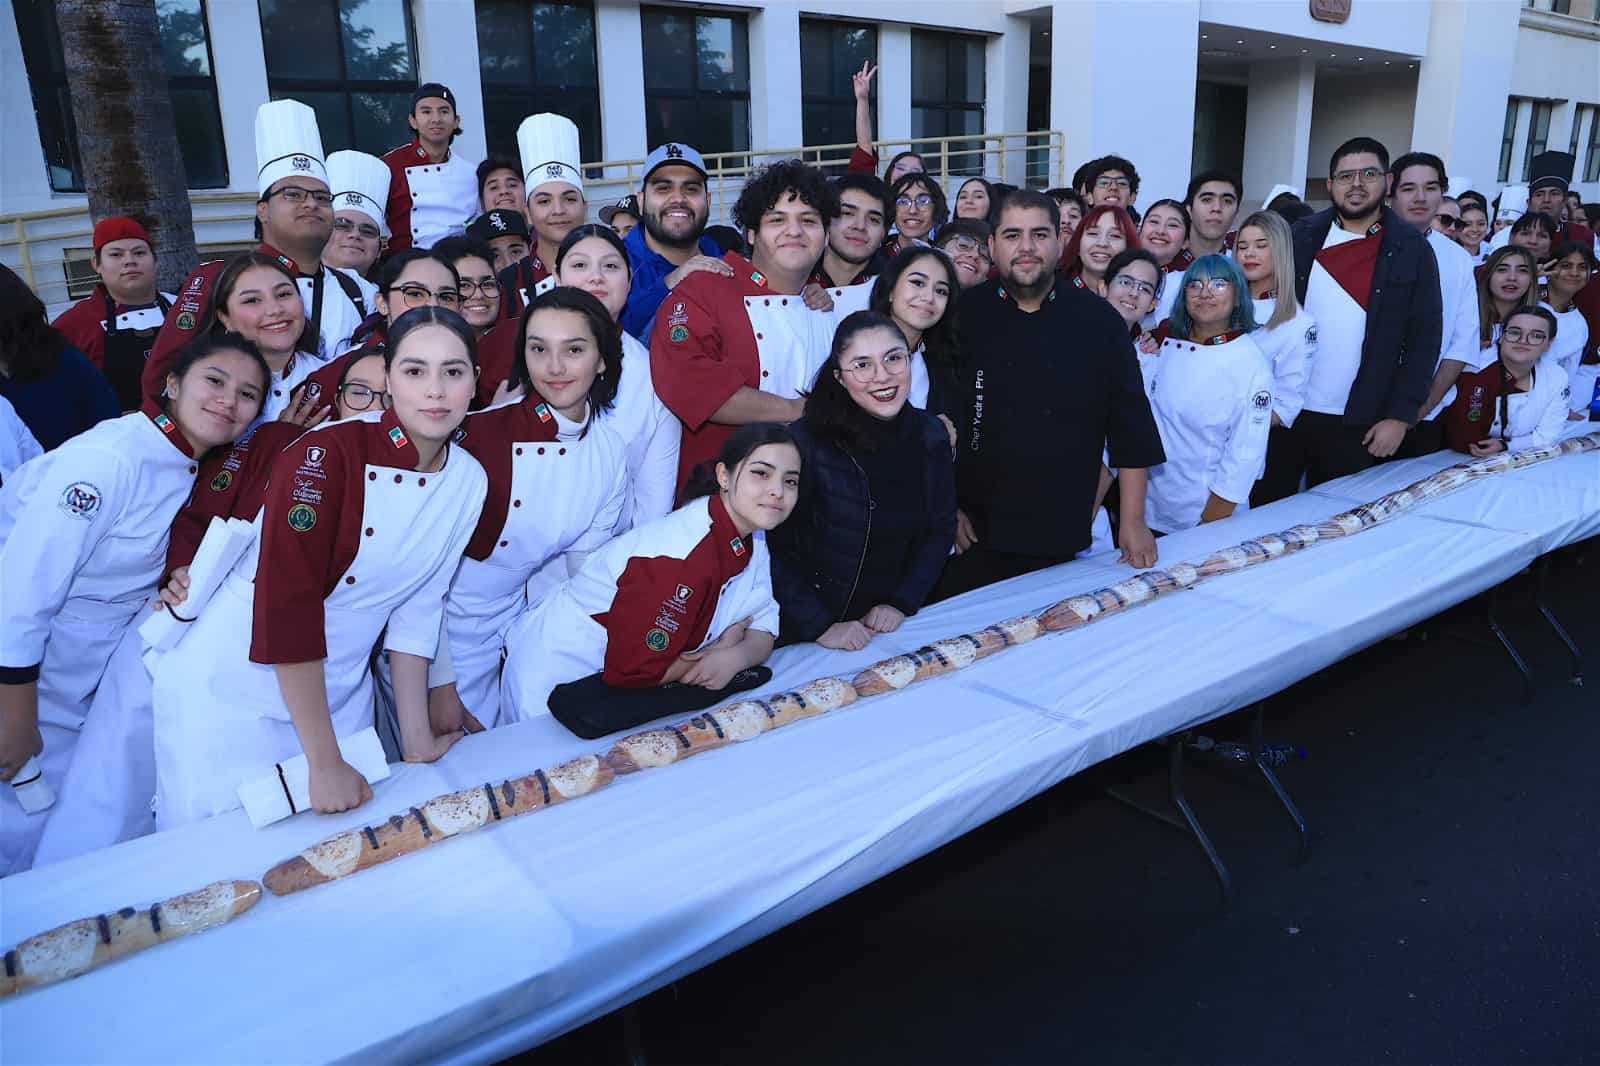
[1394,416,1443,460]
[1251,412,1376,507]
[933,546,1075,602]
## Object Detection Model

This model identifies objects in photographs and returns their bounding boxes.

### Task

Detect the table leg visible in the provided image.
[1534,555,1583,685]
[1250,703,1310,863]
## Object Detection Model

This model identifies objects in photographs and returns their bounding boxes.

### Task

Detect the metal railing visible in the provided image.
[2,129,1065,313]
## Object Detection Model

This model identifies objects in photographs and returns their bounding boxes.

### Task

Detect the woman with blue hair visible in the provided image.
[1143,254,1274,532]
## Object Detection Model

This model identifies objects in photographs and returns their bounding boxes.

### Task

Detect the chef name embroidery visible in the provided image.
[652,582,694,637]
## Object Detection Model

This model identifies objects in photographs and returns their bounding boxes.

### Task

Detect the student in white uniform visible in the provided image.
[1542,241,1596,418]
[150,308,487,826]
[424,288,628,733]
[0,396,41,484]
[1444,307,1570,455]
[323,150,390,279]
[1143,254,1274,533]
[828,248,962,420]
[499,423,798,732]
[1088,249,1164,556]
[0,336,269,873]
[555,225,681,528]
[380,83,479,253]
[1136,198,1192,331]
[1235,210,1317,508]
[195,252,334,431]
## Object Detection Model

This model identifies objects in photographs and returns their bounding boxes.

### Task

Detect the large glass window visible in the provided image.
[259,0,420,156]
[476,0,601,165]
[1521,99,1553,181]
[642,7,750,156]
[12,0,229,192]
[1497,99,1519,184]
[910,30,986,175]
[800,19,876,155]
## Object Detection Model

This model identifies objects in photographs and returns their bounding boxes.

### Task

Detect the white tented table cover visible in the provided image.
[2,439,1596,1064]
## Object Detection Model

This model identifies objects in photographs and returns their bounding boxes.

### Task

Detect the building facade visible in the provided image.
[3,0,1597,311]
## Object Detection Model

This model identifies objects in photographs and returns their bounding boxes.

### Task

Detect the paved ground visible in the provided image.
[521,546,1598,1066]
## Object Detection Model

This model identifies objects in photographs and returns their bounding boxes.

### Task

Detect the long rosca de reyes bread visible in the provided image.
[0,879,260,998]
[604,678,858,774]
[852,616,1042,696]
[263,755,612,895]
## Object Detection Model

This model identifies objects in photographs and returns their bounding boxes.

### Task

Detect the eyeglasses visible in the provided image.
[942,237,990,262]
[1184,278,1233,294]
[896,194,934,209]
[1502,326,1550,344]
[333,217,381,240]
[1094,176,1132,191]
[266,185,335,206]
[337,382,390,410]
[841,351,910,380]
[1111,274,1157,299]
[387,283,460,309]
[1433,215,1463,231]
[457,277,501,297]
[1331,167,1385,187]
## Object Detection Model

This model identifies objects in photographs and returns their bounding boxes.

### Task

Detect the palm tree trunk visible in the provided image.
[56,0,199,292]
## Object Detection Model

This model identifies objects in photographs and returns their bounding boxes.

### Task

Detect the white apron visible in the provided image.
[402,154,478,249]
[151,450,480,827]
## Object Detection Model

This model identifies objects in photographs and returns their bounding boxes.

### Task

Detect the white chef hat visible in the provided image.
[1445,175,1472,200]
[1262,183,1300,209]
[256,99,327,196]
[1496,184,1528,222]
[516,113,583,198]
[326,150,391,236]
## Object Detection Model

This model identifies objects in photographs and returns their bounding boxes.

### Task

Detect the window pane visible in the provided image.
[911,33,945,101]
[697,15,747,92]
[483,86,602,165]
[340,0,415,81]
[277,88,352,155]
[835,26,873,87]
[171,87,228,187]
[912,106,947,140]
[1498,98,1517,183]
[642,9,694,91]
[961,38,986,103]
[158,0,212,75]
[1587,109,1600,183]
[350,90,413,154]
[800,22,831,97]
[532,2,597,86]
[476,0,533,85]
[1522,100,1552,180]
[43,85,85,192]
[803,101,855,152]
[260,0,343,79]
[647,94,747,156]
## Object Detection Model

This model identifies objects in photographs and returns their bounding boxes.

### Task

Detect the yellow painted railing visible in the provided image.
[2,130,1065,310]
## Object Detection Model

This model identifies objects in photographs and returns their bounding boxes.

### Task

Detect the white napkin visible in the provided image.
[236,728,392,828]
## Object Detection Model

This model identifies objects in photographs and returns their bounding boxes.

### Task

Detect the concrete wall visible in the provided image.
[1307,69,1420,184]
[1200,0,1432,56]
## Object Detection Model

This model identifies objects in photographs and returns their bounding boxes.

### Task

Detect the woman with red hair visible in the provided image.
[1060,204,1140,295]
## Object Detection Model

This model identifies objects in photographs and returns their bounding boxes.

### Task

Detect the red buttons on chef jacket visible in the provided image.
[345,576,356,584]
[393,474,403,483]
[559,447,566,455]
[513,499,522,507]
[756,333,764,340]
[365,527,374,536]
[369,472,377,480]
[515,447,523,456]
[537,447,545,455]
[417,477,426,486]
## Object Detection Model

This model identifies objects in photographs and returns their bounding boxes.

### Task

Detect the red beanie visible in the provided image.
[93,216,151,254]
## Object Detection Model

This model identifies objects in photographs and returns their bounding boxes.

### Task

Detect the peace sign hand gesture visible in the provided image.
[852,60,878,101]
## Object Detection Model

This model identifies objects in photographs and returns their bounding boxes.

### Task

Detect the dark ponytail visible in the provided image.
[681,422,800,501]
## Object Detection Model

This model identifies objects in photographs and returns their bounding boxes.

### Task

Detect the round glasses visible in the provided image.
[387,283,460,309]
[841,351,910,380]
[1112,274,1158,299]
[337,383,390,410]
[333,217,381,240]
[457,277,502,297]
[1184,278,1233,294]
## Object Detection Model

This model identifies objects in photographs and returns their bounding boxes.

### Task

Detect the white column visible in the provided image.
[412,0,486,163]
[594,0,647,178]
[0,0,58,214]
[1241,57,1316,208]
[984,15,1031,185]
[1049,0,1199,208]
[203,0,271,194]
[1410,0,1519,194]
[747,3,804,158]
[878,24,913,152]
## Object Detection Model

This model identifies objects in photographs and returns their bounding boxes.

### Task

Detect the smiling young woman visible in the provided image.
[149,308,487,828]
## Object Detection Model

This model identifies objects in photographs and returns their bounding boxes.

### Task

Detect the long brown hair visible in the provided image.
[1476,246,1538,347]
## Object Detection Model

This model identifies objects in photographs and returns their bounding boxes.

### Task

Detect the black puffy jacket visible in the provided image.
[769,411,956,644]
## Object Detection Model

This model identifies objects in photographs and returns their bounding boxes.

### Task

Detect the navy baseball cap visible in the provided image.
[411,82,457,111]
[600,194,641,224]
[467,209,530,241]
[644,142,708,181]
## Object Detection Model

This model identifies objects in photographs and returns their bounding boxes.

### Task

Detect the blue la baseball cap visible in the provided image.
[644,142,707,181]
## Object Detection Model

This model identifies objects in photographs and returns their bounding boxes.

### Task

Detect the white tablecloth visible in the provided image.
[2,438,1596,1064]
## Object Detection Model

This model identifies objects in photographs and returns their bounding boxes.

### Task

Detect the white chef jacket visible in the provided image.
[0,407,199,873]
[608,332,684,529]
[1144,332,1275,533]
[0,395,41,484]
[1249,297,1316,428]
[1423,229,1488,421]
[1301,226,1368,416]
[1543,300,1593,414]
[826,281,932,407]
[1481,358,1572,452]
[499,494,780,724]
